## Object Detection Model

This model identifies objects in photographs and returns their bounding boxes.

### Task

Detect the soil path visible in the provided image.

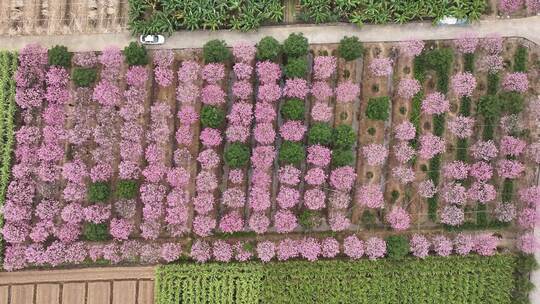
[0,266,155,304]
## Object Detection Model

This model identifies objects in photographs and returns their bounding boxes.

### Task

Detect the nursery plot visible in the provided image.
[2,34,540,271]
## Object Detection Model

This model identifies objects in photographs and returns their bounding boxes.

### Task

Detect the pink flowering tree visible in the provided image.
[451,72,476,98]
[369,58,393,77]
[421,92,449,115]
[400,39,425,57]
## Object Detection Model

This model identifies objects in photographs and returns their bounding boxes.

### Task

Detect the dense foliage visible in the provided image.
[72,68,97,87]
[225,143,250,168]
[156,255,517,304]
[279,141,306,165]
[283,33,309,58]
[123,42,148,66]
[88,182,111,202]
[257,36,282,62]
[281,98,305,120]
[203,40,231,63]
[366,96,390,121]
[48,45,72,67]
[308,123,333,146]
[116,179,139,199]
[83,223,109,241]
[338,36,363,61]
[128,0,284,34]
[201,106,225,128]
[284,58,308,78]
[128,0,486,35]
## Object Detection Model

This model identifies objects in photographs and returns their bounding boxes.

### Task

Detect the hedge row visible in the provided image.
[0,51,17,264]
[413,47,454,221]
[128,0,487,35]
[156,255,518,304]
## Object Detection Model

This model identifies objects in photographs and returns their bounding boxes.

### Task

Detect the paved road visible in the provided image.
[0,266,155,304]
[0,16,539,52]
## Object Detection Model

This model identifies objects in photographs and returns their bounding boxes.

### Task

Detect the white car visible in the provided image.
[139,34,165,45]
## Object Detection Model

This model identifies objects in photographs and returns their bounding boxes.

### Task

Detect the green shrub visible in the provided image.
[361,210,376,229]
[283,33,309,58]
[83,223,109,241]
[331,149,354,167]
[499,92,524,114]
[203,39,231,63]
[308,123,333,146]
[200,106,225,128]
[386,235,410,259]
[72,68,97,87]
[367,127,376,136]
[281,98,305,120]
[48,45,72,67]
[366,96,390,121]
[284,57,307,78]
[477,95,501,119]
[279,141,305,165]
[433,114,445,137]
[338,36,363,61]
[116,179,138,199]
[459,96,471,116]
[333,125,356,149]
[256,36,281,62]
[514,46,528,72]
[224,143,250,168]
[298,210,319,229]
[487,73,500,95]
[88,182,110,202]
[464,53,474,72]
[123,42,148,66]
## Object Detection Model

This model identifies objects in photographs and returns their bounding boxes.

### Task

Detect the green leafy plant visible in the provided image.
[156,255,518,304]
[298,0,337,23]
[123,42,148,66]
[386,235,410,259]
[333,124,356,149]
[514,46,528,72]
[308,122,333,146]
[83,223,109,241]
[338,36,363,61]
[116,179,139,200]
[279,141,305,165]
[88,182,111,202]
[48,45,72,67]
[331,148,354,167]
[284,57,308,78]
[477,95,501,119]
[283,33,309,58]
[0,52,17,265]
[487,73,500,95]
[256,36,281,62]
[200,106,225,128]
[281,99,305,120]
[224,143,250,168]
[366,96,390,121]
[203,39,231,63]
[72,68,97,87]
